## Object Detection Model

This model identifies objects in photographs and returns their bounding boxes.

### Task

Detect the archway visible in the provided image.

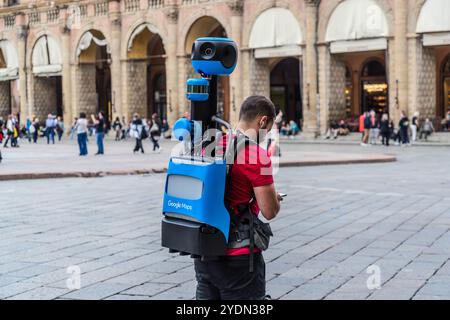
[31,35,63,121]
[325,0,389,119]
[184,17,230,121]
[127,24,166,120]
[249,7,303,125]
[270,58,302,122]
[76,30,112,122]
[360,59,388,114]
[0,39,18,119]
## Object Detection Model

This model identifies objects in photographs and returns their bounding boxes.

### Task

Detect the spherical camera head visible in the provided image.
[191,37,238,77]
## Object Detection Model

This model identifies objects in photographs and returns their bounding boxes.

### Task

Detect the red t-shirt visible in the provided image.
[222,136,274,256]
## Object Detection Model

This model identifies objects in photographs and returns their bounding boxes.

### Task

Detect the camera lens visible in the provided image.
[221,44,237,69]
[200,42,216,60]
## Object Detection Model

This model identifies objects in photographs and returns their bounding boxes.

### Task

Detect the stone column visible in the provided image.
[303,0,319,136]
[317,43,330,134]
[393,0,408,122]
[60,7,73,129]
[228,0,244,126]
[164,3,179,127]
[177,55,189,118]
[16,13,28,123]
[109,0,122,119]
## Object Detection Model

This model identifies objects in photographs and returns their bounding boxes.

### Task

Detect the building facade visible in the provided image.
[0,0,449,134]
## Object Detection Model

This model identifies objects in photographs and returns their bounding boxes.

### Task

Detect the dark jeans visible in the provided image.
[46,128,55,144]
[3,134,11,147]
[77,132,88,156]
[381,132,390,146]
[134,138,144,153]
[194,253,266,300]
[33,131,38,143]
[400,127,409,144]
[150,134,160,151]
[96,132,104,154]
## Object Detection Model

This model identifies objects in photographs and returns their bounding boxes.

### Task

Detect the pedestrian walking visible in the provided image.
[399,111,410,146]
[45,114,56,144]
[361,111,371,146]
[131,113,145,154]
[56,116,65,142]
[75,113,88,156]
[112,116,122,141]
[380,113,391,146]
[149,113,162,152]
[26,117,32,143]
[369,110,379,145]
[3,115,13,148]
[31,118,40,143]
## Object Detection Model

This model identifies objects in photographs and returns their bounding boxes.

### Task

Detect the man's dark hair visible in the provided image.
[239,95,276,122]
[79,112,86,119]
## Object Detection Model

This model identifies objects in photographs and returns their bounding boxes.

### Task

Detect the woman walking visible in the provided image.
[75,113,89,156]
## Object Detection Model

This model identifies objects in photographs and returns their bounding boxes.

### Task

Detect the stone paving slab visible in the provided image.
[1,145,450,300]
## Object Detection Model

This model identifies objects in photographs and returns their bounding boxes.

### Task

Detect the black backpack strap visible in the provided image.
[249,211,255,273]
[225,132,258,273]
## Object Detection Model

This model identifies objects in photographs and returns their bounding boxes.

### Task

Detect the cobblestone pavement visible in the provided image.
[1,145,450,300]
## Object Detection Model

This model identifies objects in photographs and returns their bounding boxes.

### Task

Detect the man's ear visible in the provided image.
[260,115,268,128]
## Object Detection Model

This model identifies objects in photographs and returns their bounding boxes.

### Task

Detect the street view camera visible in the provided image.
[161,37,238,257]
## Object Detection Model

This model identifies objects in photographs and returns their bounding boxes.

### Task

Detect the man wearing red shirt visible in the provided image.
[194,96,282,300]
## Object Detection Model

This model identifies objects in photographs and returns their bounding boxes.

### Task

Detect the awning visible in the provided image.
[32,35,62,76]
[330,38,388,54]
[416,0,450,34]
[254,45,302,59]
[326,0,389,43]
[76,31,110,57]
[0,40,19,81]
[249,7,302,58]
[423,32,450,47]
[128,23,160,51]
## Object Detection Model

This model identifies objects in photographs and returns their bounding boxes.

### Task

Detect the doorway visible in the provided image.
[270,58,302,123]
[360,60,388,114]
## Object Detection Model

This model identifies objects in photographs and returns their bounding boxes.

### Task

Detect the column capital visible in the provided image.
[305,0,320,7]
[16,24,28,41]
[227,0,244,16]
[164,5,179,24]
[108,0,121,26]
[109,13,121,27]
